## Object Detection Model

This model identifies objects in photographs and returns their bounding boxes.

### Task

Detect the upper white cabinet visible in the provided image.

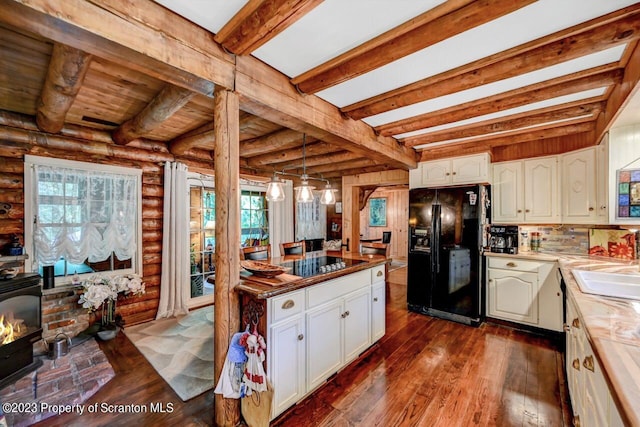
[595,139,609,222]
[409,153,491,188]
[561,146,608,224]
[492,156,560,224]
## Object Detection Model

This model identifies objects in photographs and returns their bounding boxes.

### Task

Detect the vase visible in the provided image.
[102,299,117,327]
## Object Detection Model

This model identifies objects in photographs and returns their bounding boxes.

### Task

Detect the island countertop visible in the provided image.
[235,250,389,299]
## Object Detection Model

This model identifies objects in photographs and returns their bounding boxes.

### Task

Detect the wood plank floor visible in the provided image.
[35,266,571,426]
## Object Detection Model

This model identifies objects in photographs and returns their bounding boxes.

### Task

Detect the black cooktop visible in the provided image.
[279,256,365,278]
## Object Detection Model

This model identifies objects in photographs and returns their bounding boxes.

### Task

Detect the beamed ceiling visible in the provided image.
[0,0,639,181]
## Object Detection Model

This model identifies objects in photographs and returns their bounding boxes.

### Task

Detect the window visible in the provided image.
[241,189,269,246]
[24,156,142,282]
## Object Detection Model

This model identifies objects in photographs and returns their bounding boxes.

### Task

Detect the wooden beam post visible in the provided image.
[213,87,241,426]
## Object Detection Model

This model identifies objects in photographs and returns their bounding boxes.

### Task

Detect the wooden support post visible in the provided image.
[213,87,241,426]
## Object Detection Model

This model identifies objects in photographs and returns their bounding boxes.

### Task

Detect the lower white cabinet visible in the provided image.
[486,256,563,332]
[266,264,385,419]
[371,280,385,342]
[565,296,624,427]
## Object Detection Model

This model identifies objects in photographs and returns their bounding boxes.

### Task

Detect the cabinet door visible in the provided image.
[565,298,583,418]
[371,281,386,342]
[488,268,538,325]
[306,299,343,391]
[596,141,609,222]
[492,161,523,223]
[269,315,306,418]
[343,287,371,364]
[422,159,451,187]
[524,156,559,223]
[451,153,490,184]
[562,148,597,223]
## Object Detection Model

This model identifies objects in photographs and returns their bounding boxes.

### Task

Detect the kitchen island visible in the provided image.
[236,251,389,420]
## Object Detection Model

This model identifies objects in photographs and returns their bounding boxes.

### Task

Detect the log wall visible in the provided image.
[0,119,214,328]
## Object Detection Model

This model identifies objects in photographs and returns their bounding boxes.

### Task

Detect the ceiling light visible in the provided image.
[265,173,285,202]
[266,134,336,205]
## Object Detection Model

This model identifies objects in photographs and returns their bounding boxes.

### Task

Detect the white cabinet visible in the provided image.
[561,147,599,223]
[486,256,562,331]
[268,290,306,416]
[265,265,385,419]
[409,153,490,188]
[595,139,609,222]
[565,296,625,427]
[488,268,538,324]
[371,280,385,342]
[492,156,560,223]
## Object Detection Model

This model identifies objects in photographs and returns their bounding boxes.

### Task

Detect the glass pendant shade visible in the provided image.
[320,183,337,205]
[266,175,285,202]
[295,179,315,203]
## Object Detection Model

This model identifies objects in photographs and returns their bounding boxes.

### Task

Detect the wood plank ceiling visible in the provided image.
[0,0,639,180]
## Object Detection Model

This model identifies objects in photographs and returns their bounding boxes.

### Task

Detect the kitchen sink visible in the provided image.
[572,269,640,300]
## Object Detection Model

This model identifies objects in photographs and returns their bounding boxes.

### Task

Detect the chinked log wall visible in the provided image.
[0,112,214,329]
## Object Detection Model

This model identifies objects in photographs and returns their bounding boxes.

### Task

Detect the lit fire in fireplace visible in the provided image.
[0,314,24,345]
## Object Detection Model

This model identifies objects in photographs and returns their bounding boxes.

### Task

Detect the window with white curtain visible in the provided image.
[24,155,142,282]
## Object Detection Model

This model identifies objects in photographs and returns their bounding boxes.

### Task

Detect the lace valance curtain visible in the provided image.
[295,194,326,241]
[33,164,138,266]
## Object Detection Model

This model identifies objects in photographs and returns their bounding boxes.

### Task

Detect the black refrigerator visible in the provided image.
[407,185,490,326]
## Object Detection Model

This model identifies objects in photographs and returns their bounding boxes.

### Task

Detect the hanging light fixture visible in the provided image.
[265,173,285,202]
[265,133,337,205]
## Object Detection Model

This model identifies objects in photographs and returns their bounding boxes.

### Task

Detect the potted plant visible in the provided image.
[78,273,145,340]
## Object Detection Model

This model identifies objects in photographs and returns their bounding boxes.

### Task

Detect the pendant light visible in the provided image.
[294,134,315,203]
[265,133,337,205]
[265,173,285,202]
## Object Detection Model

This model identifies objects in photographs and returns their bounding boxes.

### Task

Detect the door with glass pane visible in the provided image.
[188,179,216,306]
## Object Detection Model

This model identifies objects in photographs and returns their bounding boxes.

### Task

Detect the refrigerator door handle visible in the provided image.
[431,204,441,274]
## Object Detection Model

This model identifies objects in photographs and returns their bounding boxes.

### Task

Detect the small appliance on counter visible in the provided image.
[489,225,519,254]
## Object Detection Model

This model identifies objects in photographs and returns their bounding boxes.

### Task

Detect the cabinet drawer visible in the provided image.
[487,257,542,272]
[307,270,370,309]
[270,290,304,323]
[371,264,385,282]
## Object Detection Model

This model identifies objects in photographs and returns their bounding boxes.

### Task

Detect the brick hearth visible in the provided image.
[0,339,115,427]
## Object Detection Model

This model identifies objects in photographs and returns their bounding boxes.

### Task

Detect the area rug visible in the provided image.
[124,306,214,401]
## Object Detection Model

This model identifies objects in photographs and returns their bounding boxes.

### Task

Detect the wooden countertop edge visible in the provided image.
[558,260,640,427]
[235,257,389,299]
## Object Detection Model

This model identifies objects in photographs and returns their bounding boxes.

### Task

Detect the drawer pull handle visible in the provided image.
[574,415,580,427]
[506,262,517,267]
[341,312,347,318]
[571,318,580,329]
[377,270,383,277]
[583,355,594,372]
[345,310,350,316]
[572,358,580,371]
[297,334,304,341]
[373,297,379,302]
[282,300,295,310]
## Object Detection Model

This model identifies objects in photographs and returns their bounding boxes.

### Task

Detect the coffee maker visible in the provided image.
[489,225,519,254]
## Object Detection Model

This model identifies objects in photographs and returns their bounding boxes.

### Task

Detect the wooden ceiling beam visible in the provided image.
[236,55,417,170]
[418,120,595,161]
[343,5,640,119]
[0,0,234,96]
[214,0,323,55]
[112,85,196,145]
[322,165,395,179]
[37,43,92,134]
[404,100,604,146]
[269,150,358,170]
[383,66,622,137]
[291,0,533,93]
[596,40,640,141]
[240,129,304,157]
[246,141,335,167]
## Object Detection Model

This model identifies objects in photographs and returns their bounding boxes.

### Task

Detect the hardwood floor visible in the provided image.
[35,267,570,426]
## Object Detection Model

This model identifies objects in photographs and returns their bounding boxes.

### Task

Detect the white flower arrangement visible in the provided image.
[78,273,146,312]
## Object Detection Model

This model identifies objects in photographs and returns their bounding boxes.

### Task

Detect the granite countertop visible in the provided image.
[235,250,389,299]
[485,251,640,425]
